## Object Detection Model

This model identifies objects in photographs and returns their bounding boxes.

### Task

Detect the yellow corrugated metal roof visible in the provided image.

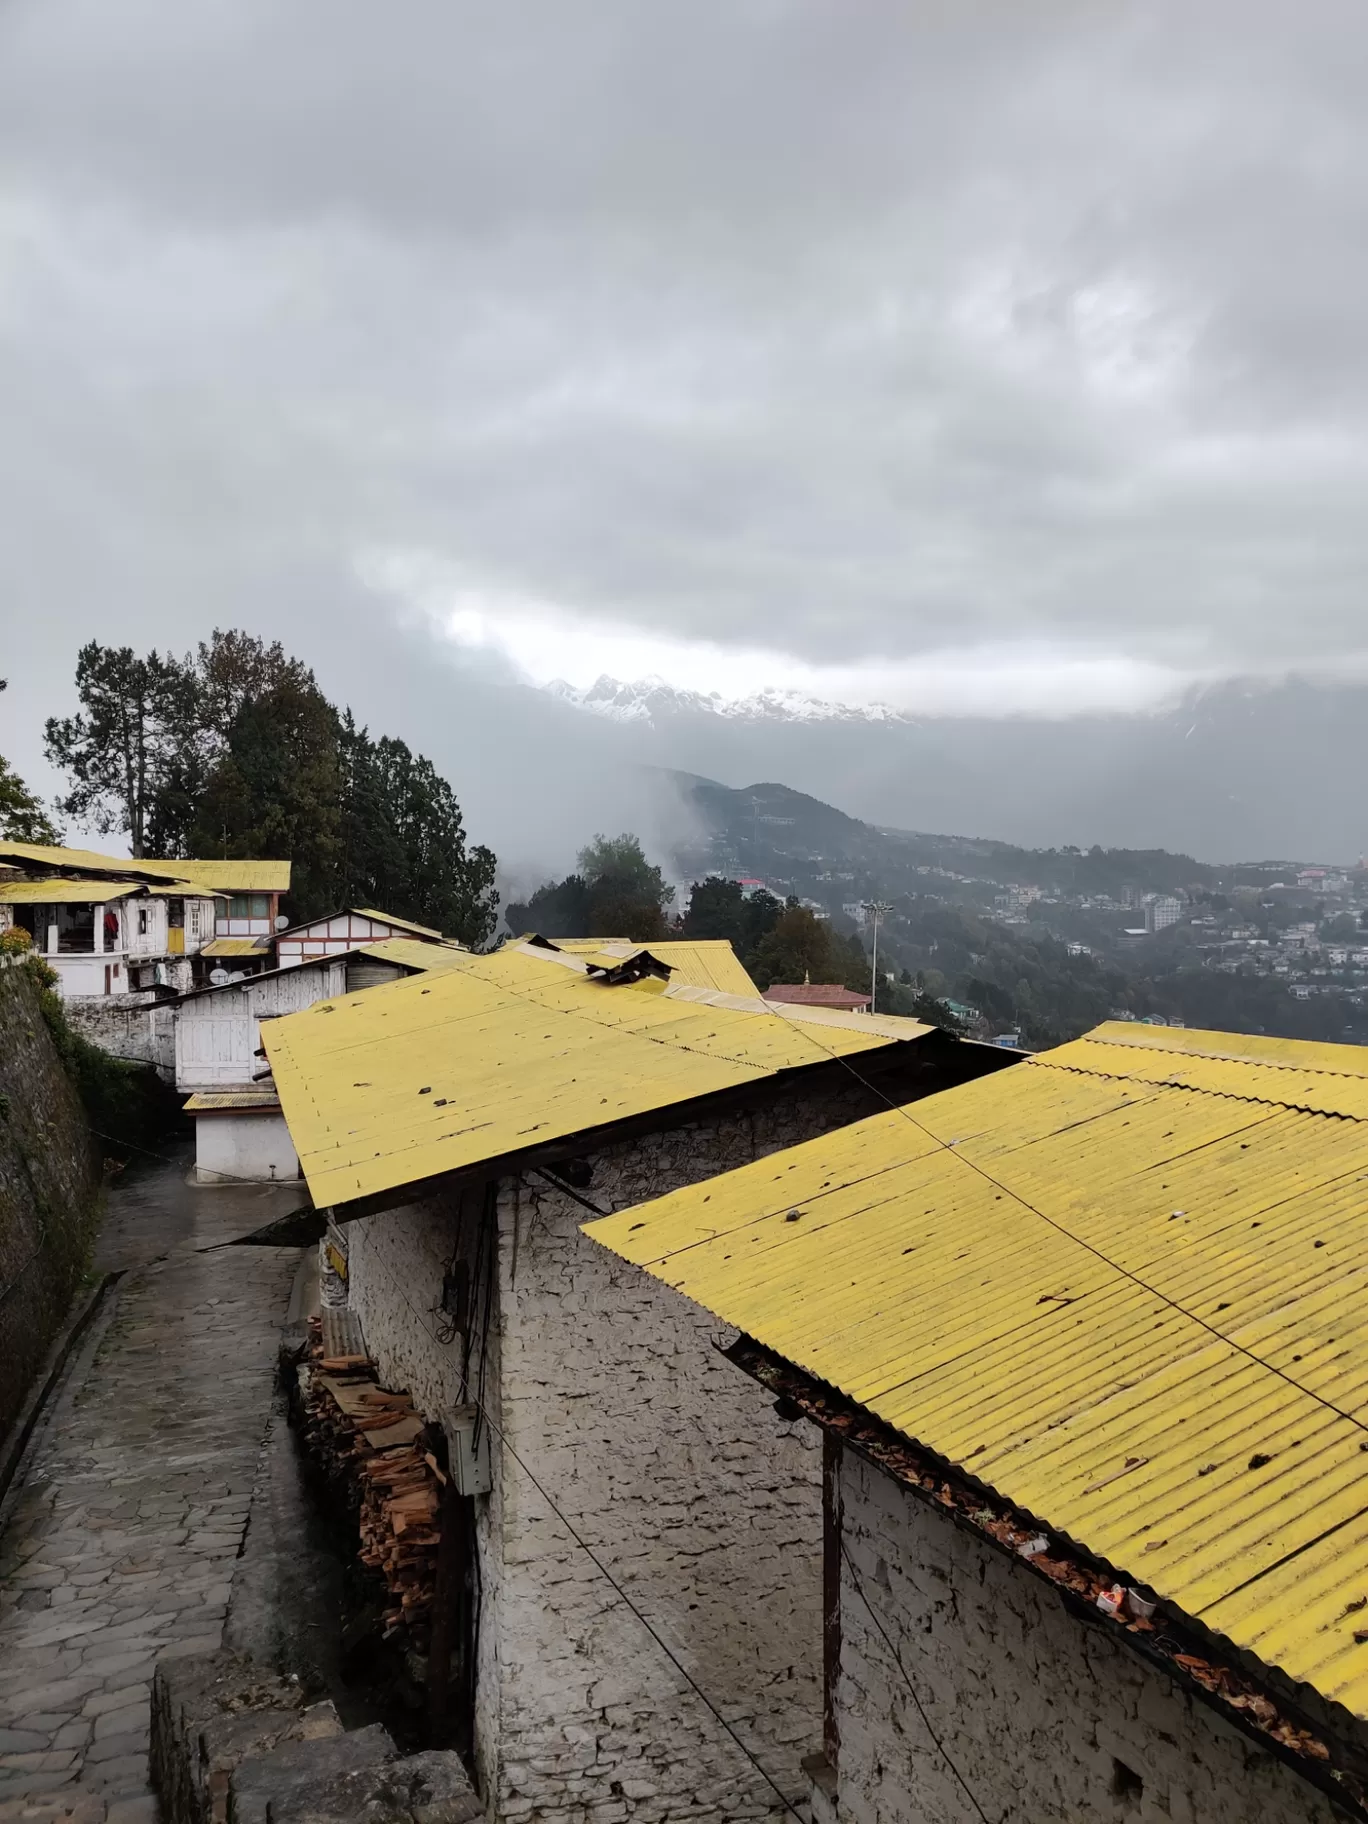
[551,937,761,998]
[143,881,227,899]
[354,938,470,973]
[0,840,289,892]
[201,936,271,958]
[262,939,933,1211]
[142,858,290,891]
[585,1022,1368,1721]
[184,1088,281,1111]
[351,908,445,941]
[0,878,139,903]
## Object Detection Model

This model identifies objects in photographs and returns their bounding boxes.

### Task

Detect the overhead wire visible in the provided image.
[839,1539,994,1824]
[345,1206,805,1820]
[728,1003,1368,1446]
[390,956,1368,1444]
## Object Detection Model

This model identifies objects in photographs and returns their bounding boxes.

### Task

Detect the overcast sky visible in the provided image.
[4,1,1368,850]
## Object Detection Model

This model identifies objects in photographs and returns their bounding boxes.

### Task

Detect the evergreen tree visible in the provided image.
[506,834,676,944]
[43,634,496,940]
[338,720,497,947]
[43,644,196,855]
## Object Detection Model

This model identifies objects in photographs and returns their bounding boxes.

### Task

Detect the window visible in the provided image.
[228,894,271,919]
[189,901,202,939]
[137,907,149,936]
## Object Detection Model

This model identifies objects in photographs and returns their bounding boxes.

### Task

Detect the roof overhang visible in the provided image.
[317,1030,981,1223]
[729,1334,1368,1815]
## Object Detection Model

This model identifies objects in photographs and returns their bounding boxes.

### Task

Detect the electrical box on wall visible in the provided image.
[448,1404,492,1496]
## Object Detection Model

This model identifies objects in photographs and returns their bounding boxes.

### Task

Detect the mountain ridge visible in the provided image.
[544,673,909,726]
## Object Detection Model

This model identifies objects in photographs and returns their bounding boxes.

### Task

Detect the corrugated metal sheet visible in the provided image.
[351,908,445,941]
[354,938,469,973]
[184,1088,280,1111]
[0,879,139,903]
[201,937,270,958]
[551,937,761,999]
[144,859,290,892]
[0,840,290,893]
[584,1024,1368,1721]
[262,940,933,1211]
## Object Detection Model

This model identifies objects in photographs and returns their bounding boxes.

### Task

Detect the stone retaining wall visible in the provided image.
[62,997,175,1080]
[0,958,101,1444]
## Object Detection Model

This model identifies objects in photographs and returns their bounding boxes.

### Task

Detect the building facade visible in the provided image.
[0,841,291,999]
[589,1022,1368,1824]
[263,938,1015,1818]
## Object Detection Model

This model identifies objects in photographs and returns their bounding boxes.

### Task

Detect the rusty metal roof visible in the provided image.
[584,1020,1368,1722]
[763,983,872,1009]
[262,939,934,1212]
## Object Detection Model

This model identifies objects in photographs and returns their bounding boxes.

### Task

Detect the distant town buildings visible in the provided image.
[1144,892,1184,933]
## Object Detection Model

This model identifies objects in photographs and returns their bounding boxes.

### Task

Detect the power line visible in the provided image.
[839,1540,993,1824]
[348,1221,806,1820]
[735,1006,1368,1446]
[474,1385,807,1822]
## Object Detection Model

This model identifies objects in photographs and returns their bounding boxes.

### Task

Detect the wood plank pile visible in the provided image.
[299,1315,446,1648]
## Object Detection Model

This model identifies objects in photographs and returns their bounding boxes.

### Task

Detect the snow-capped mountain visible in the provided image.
[543,673,909,727]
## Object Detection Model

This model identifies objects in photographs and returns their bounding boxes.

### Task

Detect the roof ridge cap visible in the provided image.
[1080,1032,1368,1082]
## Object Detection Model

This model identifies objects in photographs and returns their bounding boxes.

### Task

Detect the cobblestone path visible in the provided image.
[0,1150,303,1824]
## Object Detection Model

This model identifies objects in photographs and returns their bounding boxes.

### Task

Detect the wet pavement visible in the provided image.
[0,1146,304,1824]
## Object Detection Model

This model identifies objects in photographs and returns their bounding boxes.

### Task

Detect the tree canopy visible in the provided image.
[679,876,870,993]
[42,634,497,944]
[0,679,60,843]
[506,832,676,942]
[44,645,195,856]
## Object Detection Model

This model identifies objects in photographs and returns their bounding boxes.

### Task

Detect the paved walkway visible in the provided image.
[0,1149,303,1824]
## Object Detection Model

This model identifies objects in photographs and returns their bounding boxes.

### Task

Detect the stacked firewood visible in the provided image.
[299,1316,445,1645]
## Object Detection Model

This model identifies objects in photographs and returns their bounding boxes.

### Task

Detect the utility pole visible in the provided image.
[861,900,891,1013]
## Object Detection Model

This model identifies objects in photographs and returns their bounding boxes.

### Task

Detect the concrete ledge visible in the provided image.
[151,1653,480,1824]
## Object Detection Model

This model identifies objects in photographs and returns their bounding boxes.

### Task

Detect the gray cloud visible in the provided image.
[4,0,1368,857]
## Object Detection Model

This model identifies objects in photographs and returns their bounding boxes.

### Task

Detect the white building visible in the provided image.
[274,906,446,968]
[1143,893,1184,933]
[175,939,468,1182]
[262,939,1015,1814]
[0,840,290,998]
[593,1021,1368,1824]
[0,876,223,998]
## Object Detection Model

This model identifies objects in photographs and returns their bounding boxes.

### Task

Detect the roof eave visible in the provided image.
[319,1031,971,1223]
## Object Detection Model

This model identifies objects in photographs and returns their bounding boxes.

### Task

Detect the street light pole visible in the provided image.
[861,900,892,1013]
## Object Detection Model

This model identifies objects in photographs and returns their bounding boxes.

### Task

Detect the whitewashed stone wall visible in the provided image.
[836,1448,1342,1824]
[347,1081,881,1823]
[63,994,176,1076]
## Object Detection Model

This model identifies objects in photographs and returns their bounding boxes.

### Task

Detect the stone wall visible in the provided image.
[63,992,176,1078]
[835,1447,1342,1824]
[0,958,102,1444]
[347,1079,885,1823]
